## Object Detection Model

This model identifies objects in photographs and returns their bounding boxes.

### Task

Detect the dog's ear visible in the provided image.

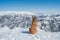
[32,16,37,22]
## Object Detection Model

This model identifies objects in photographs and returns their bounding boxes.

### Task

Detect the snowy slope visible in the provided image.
[0,27,60,40]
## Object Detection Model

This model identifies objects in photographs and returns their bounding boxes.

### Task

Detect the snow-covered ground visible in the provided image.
[0,11,60,40]
[0,27,60,40]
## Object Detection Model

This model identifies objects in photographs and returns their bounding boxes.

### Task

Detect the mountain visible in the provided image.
[0,11,60,32]
[0,11,60,40]
[0,11,33,29]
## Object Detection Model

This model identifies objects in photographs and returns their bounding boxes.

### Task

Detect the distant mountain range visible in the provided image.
[0,11,60,32]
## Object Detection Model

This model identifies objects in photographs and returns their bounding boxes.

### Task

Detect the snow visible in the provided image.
[0,27,60,40]
[0,11,60,40]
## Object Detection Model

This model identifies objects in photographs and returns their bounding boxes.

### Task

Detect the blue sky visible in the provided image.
[0,0,60,14]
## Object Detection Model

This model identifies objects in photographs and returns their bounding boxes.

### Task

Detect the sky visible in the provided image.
[0,0,60,14]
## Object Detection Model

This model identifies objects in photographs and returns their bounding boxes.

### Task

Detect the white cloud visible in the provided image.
[0,11,35,15]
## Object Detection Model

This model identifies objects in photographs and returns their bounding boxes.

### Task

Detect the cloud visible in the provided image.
[0,11,35,15]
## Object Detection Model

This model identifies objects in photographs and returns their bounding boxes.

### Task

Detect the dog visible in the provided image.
[29,16,38,34]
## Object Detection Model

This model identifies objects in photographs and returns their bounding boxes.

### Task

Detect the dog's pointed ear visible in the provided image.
[32,16,37,21]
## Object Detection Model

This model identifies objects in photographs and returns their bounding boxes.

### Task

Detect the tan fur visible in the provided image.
[29,16,38,34]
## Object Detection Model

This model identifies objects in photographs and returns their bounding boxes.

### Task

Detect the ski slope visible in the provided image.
[0,27,60,40]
